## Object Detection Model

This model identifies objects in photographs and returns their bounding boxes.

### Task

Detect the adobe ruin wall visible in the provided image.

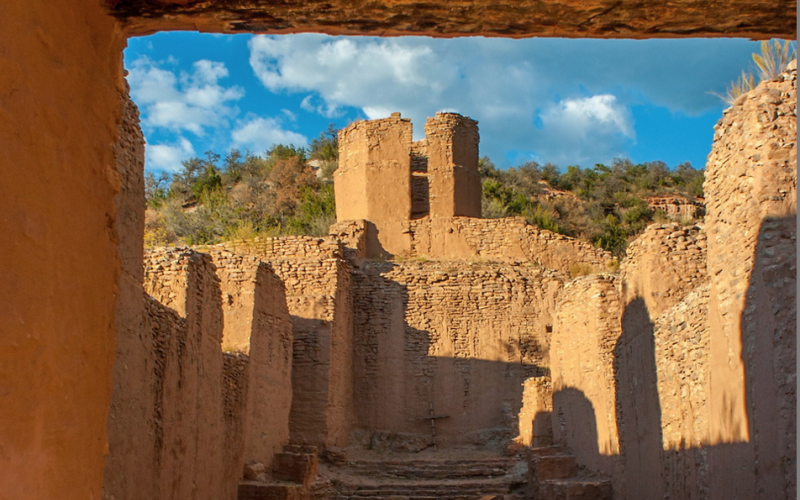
[550,275,622,478]
[209,249,294,473]
[547,63,796,500]
[351,260,564,449]
[703,60,796,499]
[3,0,796,498]
[142,248,232,500]
[407,216,613,275]
[103,86,152,500]
[98,64,796,500]
[219,237,356,449]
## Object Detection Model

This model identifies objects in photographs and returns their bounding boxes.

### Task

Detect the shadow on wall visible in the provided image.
[614,296,664,499]
[542,215,797,499]
[550,388,614,473]
[351,260,549,451]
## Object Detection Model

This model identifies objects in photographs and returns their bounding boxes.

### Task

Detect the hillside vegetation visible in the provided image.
[144,129,704,256]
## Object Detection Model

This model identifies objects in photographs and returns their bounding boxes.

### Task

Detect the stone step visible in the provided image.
[238,481,307,500]
[335,495,503,500]
[538,478,613,500]
[345,458,516,479]
[336,477,518,497]
[529,455,577,482]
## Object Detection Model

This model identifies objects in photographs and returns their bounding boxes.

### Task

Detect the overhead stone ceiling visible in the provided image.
[106,0,796,39]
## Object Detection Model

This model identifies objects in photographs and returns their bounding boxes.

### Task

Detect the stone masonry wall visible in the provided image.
[103,86,150,500]
[425,113,481,218]
[219,236,355,448]
[410,139,430,219]
[548,62,796,500]
[703,61,796,499]
[408,216,612,275]
[142,248,235,500]
[550,275,621,479]
[336,113,413,256]
[652,284,711,499]
[614,222,709,500]
[549,218,712,498]
[209,249,294,475]
[620,222,706,317]
[352,260,563,448]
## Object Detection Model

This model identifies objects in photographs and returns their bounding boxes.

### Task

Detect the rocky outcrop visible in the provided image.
[107,0,796,40]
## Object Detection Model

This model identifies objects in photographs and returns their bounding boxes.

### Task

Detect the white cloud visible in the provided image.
[145,137,195,172]
[128,57,243,137]
[247,34,757,167]
[249,35,461,137]
[532,95,635,167]
[540,95,634,139]
[231,116,308,154]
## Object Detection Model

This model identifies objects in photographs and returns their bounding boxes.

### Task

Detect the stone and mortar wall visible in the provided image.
[410,139,430,219]
[620,222,707,317]
[424,113,481,218]
[550,275,622,478]
[351,260,563,448]
[645,195,705,220]
[517,377,554,448]
[652,284,711,499]
[336,113,413,256]
[219,236,356,449]
[703,61,796,499]
[103,88,152,500]
[408,216,612,275]
[614,222,709,500]
[209,249,294,475]
[142,248,235,500]
[549,226,711,499]
[335,112,482,255]
[548,63,796,500]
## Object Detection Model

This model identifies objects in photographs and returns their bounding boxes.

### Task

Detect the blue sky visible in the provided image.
[124,32,762,172]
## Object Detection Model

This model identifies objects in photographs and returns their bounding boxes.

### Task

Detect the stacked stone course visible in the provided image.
[546,62,796,500]
[621,222,707,314]
[645,195,705,220]
[219,236,356,449]
[351,259,563,448]
[408,216,612,275]
[101,64,796,500]
[703,60,796,499]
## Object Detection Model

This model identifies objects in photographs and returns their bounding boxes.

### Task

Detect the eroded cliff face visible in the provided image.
[106,0,796,39]
[0,2,126,499]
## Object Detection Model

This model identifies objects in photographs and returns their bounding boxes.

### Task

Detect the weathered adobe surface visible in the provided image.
[547,63,796,500]
[408,216,613,276]
[218,237,356,449]
[105,237,298,499]
[703,60,796,499]
[142,248,234,500]
[550,275,622,478]
[4,2,796,500]
[351,259,563,449]
[620,222,707,317]
[208,249,294,475]
[0,2,125,498]
[105,0,796,39]
[103,86,152,500]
